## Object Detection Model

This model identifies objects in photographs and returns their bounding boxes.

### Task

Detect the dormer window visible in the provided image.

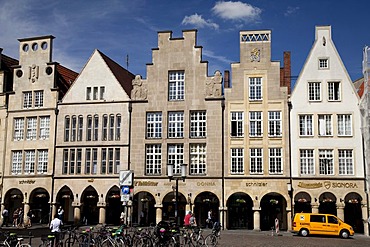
[319,58,329,69]
[86,86,105,100]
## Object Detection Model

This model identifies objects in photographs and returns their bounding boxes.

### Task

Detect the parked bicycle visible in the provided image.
[0,232,33,247]
[204,222,221,247]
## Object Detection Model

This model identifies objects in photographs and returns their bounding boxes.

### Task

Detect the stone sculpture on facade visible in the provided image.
[205,70,222,98]
[131,74,147,100]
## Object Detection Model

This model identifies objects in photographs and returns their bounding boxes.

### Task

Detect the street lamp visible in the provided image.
[167,163,187,226]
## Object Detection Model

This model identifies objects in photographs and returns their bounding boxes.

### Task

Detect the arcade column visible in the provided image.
[219,206,227,230]
[252,207,261,231]
[155,204,163,224]
[361,203,369,236]
[286,206,292,231]
[311,202,319,213]
[71,201,81,225]
[336,202,345,221]
[97,201,106,224]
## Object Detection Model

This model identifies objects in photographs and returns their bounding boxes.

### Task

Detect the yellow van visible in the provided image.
[292,213,354,239]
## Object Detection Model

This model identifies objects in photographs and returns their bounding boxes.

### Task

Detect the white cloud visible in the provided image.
[182,14,219,30]
[203,49,232,64]
[284,6,300,16]
[212,1,261,23]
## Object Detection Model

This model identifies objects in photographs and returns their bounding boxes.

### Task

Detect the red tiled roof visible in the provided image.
[98,50,134,96]
[56,64,78,99]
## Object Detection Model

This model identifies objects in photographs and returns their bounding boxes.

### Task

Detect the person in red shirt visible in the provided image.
[184,211,192,226]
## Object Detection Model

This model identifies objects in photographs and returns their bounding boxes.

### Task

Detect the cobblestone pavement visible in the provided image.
[3,225,370,247]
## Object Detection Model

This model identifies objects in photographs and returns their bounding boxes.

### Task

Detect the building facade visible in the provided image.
[224,30,292,231]
[290,26,367,234]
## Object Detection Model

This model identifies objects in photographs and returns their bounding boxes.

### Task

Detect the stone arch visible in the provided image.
[162,191,186,225]
[318,192,337,215]
[193,191,220,228]
[133,191,156,226]
[4,189,23,224]
[105,185,121,225]
[294,191,312,213]
[260,192,288,231]
[226,192,253,229]
[55,186,74,223]
[343,192,363,233]
[81,186,99,225]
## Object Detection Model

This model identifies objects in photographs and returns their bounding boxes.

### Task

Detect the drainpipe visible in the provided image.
[362,134,369,235]
[221,99,225,229]
[50,106,59,223]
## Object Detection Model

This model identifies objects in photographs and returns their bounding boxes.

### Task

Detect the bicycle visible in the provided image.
[182,226,204,247]
[39,232,64,247]
[0,232,32,247]
[204,222,221,247]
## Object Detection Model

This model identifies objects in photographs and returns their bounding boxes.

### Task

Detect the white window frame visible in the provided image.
[114,148,120,174]
[318,114,332,136]
[86,115,92,141]
[300,149,315,175]
[299,115,313,136]
[26,117,37,140]
[168,71,185,101]
[328,81,341,101]
[14,118,25,141]
[190,111,206,138]
[249,111,263,137]
[37,150,48,174]
[34,90,43,107]
[109,114,114,141]
[319,149,334,175]
[40,116,50,139]
[100,86,105,100]
[77,115,83,141]
[338,114,352,136]
[23,91,32,108]
[115,114,121,141]
[190,144,206,175]
[230,112,244,137]
[308,82,321,101]
[102,115,108,140]
[24,150,35,174]
[269,148,282,174]
[168,144,184,175]
[250,148,263,174]
[249,77,262,101]
[71,116,77,142]
[85,148,91,174]
[231,148,244,174]
[268,111,282,137]
[147,112,162,139]
[93,115,99,141]
[12,151,23,175]
[338,149,354,175]
[145,144,162,175]
[319,58,329,69]
[63,149,68,174]
[86,87,91,100]
[168,112,184,138]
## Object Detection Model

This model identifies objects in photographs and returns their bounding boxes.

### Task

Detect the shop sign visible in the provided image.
[19,180,35,184]
[298,181,359,189]
[246,182,267,187]
[134,181,158,186]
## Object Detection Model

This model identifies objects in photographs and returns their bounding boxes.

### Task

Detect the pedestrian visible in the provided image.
[2,208,9,227]
[207,209,213,228]
[17,208,24,228]
[12,208,19,227]
[57,206,64,220]
[50,213,63,246]
[190,212,197,227]
[140,210,145,226]
[184,210,192,227]
[25,210,34,228]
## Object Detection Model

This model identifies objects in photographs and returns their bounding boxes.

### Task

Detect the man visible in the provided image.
[57,206,64,220]
[184,211,192,227]
[2,208,9,227]
[50,214,63,246]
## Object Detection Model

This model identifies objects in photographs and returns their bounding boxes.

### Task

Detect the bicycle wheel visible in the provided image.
[138,236,153,247]
[64,237,78,247]
[204,234,218,247]
[20,244,32,247]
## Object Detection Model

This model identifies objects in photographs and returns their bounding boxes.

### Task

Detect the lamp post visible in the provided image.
[167,163,187,226]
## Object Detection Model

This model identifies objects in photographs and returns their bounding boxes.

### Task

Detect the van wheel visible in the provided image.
[299,229,309,237]
[340,230,349,239]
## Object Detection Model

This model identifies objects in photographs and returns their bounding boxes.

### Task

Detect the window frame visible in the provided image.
[190,143,206,175]
[230,112,244,137]
[249,77,262,101]
[231,148,244,174]
[168,112,184,138]
[168,71,185,101]
[190,111,207,138]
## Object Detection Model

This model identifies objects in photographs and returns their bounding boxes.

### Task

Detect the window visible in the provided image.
[269,148,282,174]
[328,81,341,101]
[300,149,314,175]
[338,150,353,175]
[37,150,48,173]
[92,148,98,174]
[93,115,99,141]
[77,116,83,141]
[64,116,70,142]
[102,115,108,140]
[168,71,185,101]
[40,116,50,139]
[338,114,352,136]
[319,58,329,69]
[250,148,263,174]
[26,117,37,140]
[14,118,25,141]
[168,144,184,175]
[115,114,121,141]
[12,151,22,175]
[114,148,120,174]
[108,148,114,174]
[146,144,162,175]
[76,149,82,174]
[63,149,68,174]
[100,86,105,100]
[190,144,206,175]
[249,77,262,100]
[101,148,107,174]
[308,82,321,101]
[71,116,77,142]
[86,87,92,100]
[230,112,244,137]
[109,114,114,141]
[86,115,92,141]
[249,111,262,137]
[319,149,334,175]
[69,149,75,174]
[34,91,43,107]
[147,112,162,138]
[93,87,98,100]
[168,112,184,138]
[328,216,338,224]
[25,150,35,174]
[85,149,91,174]
[23,92,32,108]
[318,115,332,136]
[190,111,206,138]
[299,115,313,136]
[231,148,244,174]
[268,111,281,137]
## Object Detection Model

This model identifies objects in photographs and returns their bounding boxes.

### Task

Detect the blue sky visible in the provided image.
[0,0,369,86]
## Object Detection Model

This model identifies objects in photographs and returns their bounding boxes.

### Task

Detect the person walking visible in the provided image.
[184,211,192,227]
[12,208,19,227]
[50,214,63,246]
[190,212,197,227]
[57,206,64,220]
[17,208,24,228]
[2,208,9,227]
[207,209,213,228]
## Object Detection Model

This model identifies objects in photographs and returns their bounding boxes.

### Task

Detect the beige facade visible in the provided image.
[130,30,225,227]
[224,30,291,230]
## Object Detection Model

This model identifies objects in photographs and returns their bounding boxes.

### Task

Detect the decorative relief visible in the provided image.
[29,64,39,83]
[250,48,260,62]
[131,75,147,100]
[205,70,222,98]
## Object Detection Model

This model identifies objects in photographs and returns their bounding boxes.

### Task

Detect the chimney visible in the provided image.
[280,51,291,94]
[224,70,230,88]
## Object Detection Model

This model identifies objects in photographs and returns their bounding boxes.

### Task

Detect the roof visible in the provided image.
[56,64,78,99]
[98,50,134,96]
[353,77,365,98]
